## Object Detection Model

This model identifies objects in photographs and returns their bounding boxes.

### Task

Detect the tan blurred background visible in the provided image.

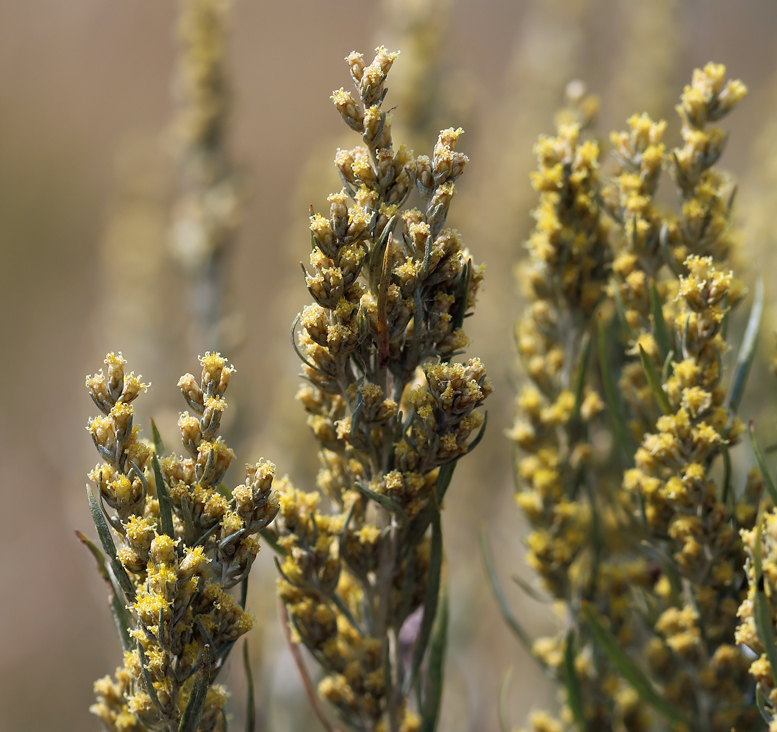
[3,1,777,730]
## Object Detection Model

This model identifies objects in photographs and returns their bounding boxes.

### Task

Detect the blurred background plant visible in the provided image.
[488,46,776,732]
[4,1,777,731]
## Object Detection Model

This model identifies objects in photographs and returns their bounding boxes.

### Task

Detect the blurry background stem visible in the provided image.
[171,0,240,356]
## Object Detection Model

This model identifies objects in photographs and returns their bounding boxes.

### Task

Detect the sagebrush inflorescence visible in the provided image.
[84,352,278,732]
[265,46,491,732]
[494,62,775,732]
[76,18,777,732]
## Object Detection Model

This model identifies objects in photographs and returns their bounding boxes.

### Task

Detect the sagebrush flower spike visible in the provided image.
[84,352,278,732]
[267,46,491,732]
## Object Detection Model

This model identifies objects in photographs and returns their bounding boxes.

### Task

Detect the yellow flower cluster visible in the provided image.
[509,64,756,732]
[272,47,491,731]
[86,352,278,732]
[511,120,610,595]
[668,64,747,262]
[622,257,757,728]
[610,64,746,444]
[738,509,777,726]
[606,113,667,331]
[509,108,656,730]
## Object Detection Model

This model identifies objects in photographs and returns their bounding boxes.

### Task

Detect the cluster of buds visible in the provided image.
[738,508,777,726]
[606,113,668,332]
[273,47,490,732]
[86,353,152,522]
[510,119,612,594]
[85,353,278,732]
[667,63,746,265]
[506,64,756,732]
[621,255,756,726]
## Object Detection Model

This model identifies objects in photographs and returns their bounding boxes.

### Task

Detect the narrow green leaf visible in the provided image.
[753,515,777,687]
[497,667,512,732]
[76,530,132,652]
[240,576,249,610]
[598,318,635,464]
[137,640,167,719]
[728,277,764,415]
[408,512,443,692]
[181,495,196,546]
[479,525,536,659]
[750,422,777,505]
[76,528,108,579]
[332,592,365,637]
[355,480,408,524]
[398,545,418,633]
[561,630,586,731]
[570,333,592,425]
[420,582,449,732]
[464,411,488,456]
[87,487,135,602]
[659,221,684,277]
[369,214,395,291]
[432,459,454,501]
[243,641,256,732]
[152,455,176,540]
[754,509,765,587]
[610,281,633,337]
[259,527,286,556]
[510,574,550,604]
[638,345,672,415]
[720,444,734,516]
[179,645,212,732]
[661,350,675,384]
[582,602,687,726]
[150,418,166,458]
[450,259,472,334]
[756,684,772,724]
[649,281,672,363]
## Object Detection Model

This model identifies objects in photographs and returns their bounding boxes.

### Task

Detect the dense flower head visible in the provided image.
[509,63,756,732]
[84,353,277,732]
[272,46,490,730]
[737,508,777,725]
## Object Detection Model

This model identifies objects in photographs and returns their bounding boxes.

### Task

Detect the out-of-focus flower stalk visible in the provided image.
[170,0,240,355]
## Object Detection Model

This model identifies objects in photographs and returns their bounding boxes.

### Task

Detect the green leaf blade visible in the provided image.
[728,277,764,415]
[355,480,409,524]
[150,418,166,457]
[408,512,443,693]
[570,333,592,425]
[561,630,586,731]
[750,422,777,506]
[435,461,457,504]
[420,582,449,732]
[479,525,536,659]
[178,645,212,732]
[152,454,176,540]
[638,344,672,415]
[649,281,673,363]
[243,640,256,732]
[582,602,687,727]
[87,486,135,603]
[598,318,635,464]
[76,529,132,652]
